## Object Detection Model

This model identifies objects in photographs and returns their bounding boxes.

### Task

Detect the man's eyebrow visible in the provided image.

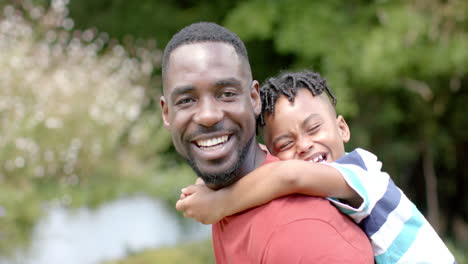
[214,78,242,87]
[170,85,194,101]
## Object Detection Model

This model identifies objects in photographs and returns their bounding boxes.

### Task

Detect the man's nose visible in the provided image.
[193,98,223,127]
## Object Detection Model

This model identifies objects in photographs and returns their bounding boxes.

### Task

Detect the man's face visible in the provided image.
[263,89,350,163]
[161,42,261,188]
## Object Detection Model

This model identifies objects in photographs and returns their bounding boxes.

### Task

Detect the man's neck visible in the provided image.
[236,140,267,179]
[207,139,267,191]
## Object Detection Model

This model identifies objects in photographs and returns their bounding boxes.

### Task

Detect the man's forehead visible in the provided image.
[164,42,250,93]
[169,42,239,70]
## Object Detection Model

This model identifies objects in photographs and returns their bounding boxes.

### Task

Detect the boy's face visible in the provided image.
[263,88,350,162]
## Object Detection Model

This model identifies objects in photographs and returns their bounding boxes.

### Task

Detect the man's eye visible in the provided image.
[220,91,237,99]
[176,97,194,106]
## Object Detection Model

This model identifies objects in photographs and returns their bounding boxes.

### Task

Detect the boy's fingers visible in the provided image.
[175,199,186,212]
[181,185,199,195]
[183,210,193,218]
[181,187,191,195]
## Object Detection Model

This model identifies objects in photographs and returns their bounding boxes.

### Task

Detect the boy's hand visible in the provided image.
[175,183,225,225]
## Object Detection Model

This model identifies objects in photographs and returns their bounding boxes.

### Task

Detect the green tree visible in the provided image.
[65,0,467,243]
[225,0,468,236]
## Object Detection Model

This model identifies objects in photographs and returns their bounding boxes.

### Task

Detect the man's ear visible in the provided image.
[336,115,350,143]
[160,96,170,128]
[250,80,261,117]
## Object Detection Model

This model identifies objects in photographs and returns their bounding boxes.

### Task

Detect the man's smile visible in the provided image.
[191,134,236,161]
[196,135,229,149]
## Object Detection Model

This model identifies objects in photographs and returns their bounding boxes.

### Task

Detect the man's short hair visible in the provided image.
[162,22,249,80]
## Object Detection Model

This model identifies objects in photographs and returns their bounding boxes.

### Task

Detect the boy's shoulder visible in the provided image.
[336,148,379,168]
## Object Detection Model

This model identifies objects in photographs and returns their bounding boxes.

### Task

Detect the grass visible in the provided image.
[103,239,214,264]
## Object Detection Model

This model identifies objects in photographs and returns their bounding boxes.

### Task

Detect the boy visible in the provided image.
[176,70,456,264]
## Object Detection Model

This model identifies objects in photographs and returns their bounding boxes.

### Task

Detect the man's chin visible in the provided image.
[186,135,253,189]
[190,162,239,189]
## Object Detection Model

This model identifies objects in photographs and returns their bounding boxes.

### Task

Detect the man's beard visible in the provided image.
[186,135,254,189]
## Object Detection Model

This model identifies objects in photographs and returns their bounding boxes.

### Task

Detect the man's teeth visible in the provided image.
[197,135,228,148]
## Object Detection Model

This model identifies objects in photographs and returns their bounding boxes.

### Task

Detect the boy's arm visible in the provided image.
[222,160,363,214]
[176,160,361,224]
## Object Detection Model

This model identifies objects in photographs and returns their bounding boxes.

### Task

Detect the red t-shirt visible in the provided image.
[212,152,373,264]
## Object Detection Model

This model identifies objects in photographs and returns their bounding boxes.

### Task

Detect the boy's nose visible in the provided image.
[297,138,313,158]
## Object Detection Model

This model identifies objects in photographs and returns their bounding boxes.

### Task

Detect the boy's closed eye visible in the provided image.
[306,124,320,135]
[276,140,294,153]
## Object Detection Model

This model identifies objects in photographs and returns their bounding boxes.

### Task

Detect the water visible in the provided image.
[1,196,211,264]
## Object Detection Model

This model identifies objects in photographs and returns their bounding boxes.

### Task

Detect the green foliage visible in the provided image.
[224,0,278,40]
[0,2,197,255]
[66,0,467,256]
[2,0,467,261]
[447,240,468,264]
[68,0,239,46]
[226,0,468,222]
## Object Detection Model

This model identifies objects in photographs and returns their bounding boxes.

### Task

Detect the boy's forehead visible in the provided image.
[273,90,335,115]
[261,90,335,136]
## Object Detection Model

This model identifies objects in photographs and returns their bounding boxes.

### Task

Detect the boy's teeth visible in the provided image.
[197,135,228,147]
[313,154,324,163]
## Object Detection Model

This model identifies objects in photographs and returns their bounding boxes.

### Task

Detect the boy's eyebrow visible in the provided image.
[301,114,320,128]
[271,134,291,146]
[271,113,320,146]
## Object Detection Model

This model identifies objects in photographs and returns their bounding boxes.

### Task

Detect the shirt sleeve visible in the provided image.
[324,148,391,223]
[324,149,456,263]
[262,219,373,264]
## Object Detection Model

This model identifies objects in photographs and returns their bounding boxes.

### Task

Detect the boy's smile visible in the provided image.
[263,89,350,162]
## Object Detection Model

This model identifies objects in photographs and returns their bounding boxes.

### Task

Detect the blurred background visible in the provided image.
[0,0,466,263]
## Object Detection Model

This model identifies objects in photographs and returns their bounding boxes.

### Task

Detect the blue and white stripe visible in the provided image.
[326,148,456,264]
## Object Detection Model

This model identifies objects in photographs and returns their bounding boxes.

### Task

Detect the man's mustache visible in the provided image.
[185,122,238,141]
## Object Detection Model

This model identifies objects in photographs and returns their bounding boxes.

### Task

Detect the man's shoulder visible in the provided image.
[232,195,372,263]
[249,195,347,227]
[220,195,338,231]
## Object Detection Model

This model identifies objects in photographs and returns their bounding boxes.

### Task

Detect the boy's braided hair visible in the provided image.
[259,70,337,126]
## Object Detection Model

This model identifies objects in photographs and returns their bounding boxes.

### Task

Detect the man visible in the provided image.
[160,22,373,263]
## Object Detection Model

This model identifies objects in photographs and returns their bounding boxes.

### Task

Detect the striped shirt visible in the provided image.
[326,148,456,264]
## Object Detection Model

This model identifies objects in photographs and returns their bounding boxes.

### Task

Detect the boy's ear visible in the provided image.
[336,115,350,143]
[160,96,170,128]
